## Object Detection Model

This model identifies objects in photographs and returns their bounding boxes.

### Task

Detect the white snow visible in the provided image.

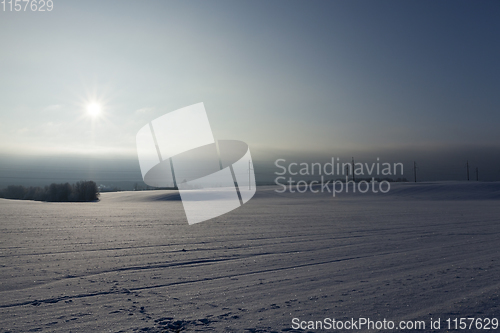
[1,182,499,332]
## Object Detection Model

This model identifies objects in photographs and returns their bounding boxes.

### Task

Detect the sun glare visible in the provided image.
[87,103,101,117]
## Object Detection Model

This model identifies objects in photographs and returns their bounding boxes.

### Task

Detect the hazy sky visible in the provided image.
[1,0,500,183]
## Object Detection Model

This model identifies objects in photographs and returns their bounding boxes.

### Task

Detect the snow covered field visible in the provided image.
[1,182,499,332]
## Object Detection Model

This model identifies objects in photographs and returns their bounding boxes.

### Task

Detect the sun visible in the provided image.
[87,103,101,117]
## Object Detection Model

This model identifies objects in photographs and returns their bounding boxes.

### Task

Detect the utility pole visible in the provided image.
[476,167,479,181]
[413,161,417,183]
[248,160,254,190]
[466,160,470,181]
[351,157,355,182]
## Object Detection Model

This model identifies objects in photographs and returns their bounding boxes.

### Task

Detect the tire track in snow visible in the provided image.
[0,253,377,308]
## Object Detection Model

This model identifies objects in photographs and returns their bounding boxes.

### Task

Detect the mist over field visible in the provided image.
[2,143,500,190]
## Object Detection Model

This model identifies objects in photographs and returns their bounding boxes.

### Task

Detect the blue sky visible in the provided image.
[1,0,500,183]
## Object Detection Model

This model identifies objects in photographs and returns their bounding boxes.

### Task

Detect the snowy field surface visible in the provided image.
[1,182,499,332]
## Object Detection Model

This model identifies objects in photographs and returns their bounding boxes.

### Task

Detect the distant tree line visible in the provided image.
[329,177,408,183]
[348,177,409,183]
[0,181,99,202]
